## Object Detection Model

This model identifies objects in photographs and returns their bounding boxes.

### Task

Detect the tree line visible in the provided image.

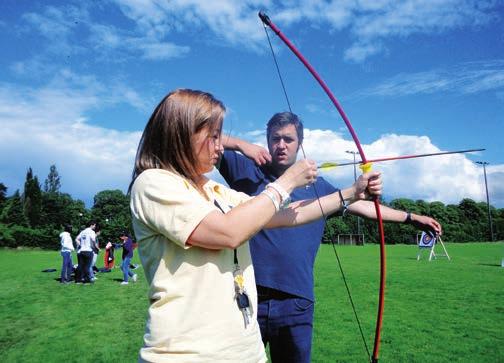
[323,197,503,244]
[0,165,502,250]
[0,165,131,249]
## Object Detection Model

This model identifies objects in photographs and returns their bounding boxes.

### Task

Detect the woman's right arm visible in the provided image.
[189,168,381,249]
[187,159,317,249]
[187,194,279,249]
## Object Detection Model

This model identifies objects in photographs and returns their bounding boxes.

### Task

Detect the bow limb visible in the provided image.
[259,11,386,363]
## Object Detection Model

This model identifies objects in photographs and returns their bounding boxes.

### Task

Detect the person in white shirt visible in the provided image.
[75,221,96,284]
[59,224,74,284]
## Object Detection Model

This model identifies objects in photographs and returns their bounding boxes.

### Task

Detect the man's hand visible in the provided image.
[221,135,272,166]
[354,171,382,200]
[240,142,271,166]
[410,214,442,236]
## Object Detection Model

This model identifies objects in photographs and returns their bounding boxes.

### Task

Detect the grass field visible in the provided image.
[0,242,502,362]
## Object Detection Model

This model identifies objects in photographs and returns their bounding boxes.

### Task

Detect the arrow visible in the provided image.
[318,148,485,170]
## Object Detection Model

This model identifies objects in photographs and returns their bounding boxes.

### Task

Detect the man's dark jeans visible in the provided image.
[257,286,314,363]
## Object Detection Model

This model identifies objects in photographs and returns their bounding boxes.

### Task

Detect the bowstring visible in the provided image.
[261,22,371,361]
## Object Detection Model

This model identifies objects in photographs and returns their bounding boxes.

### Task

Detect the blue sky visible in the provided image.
[1,0,503,208]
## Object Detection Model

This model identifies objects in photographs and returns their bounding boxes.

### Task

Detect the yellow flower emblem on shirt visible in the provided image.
[234,274,244,289]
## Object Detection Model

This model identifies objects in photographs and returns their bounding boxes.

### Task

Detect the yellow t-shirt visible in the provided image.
[130,169,266,363]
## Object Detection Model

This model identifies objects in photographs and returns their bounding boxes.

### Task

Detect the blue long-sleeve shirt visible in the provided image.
[122,237,134,259]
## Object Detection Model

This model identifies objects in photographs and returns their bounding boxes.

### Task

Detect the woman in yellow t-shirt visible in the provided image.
[129,89,382,362]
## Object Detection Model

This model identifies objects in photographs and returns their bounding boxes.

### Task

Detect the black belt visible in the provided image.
[257,285,295,301]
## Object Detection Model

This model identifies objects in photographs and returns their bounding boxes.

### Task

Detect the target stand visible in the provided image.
[416,232,450,261]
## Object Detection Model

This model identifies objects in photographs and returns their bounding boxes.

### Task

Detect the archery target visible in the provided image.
[419,232,436,248]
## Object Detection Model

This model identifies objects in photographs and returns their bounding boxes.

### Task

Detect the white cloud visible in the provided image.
[89,23,190,60]
[343,0,498,62]
[22,4,89,56]
[131,39,190,60]
[110,0,500,61]
[485,165,504,207]
[113,0,268,52]
[1,72,502,209]
[357,60,504,98]
[0,73,146,205]
[344,42,384,63]
[19,3,191,66]
[15,0,503,64]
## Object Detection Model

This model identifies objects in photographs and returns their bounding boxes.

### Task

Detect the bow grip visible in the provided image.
[359,162,373,174]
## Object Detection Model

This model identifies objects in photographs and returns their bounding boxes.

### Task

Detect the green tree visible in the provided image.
[495,208,504,241]
[23,167,42,227]
[415,199,430,216]
[323,214,351,243]
[0,183,7,213]
[44,164,61,193]
[428,201,447,224]
[0,190,28,226]
[0,183,6,203]
[91,190,132,242]
[383,198,419,244]
[454,199,487,242]
[390,198,419,214]
[41,192,87,231]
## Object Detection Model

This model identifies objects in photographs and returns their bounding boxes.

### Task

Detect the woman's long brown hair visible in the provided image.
[129,89,225,194]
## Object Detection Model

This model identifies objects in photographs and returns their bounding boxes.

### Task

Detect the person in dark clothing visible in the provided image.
[219,111,442,363]
[120,232,137,285]
[75,221,97,284]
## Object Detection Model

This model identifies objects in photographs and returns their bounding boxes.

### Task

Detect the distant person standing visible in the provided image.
[75,221,96,284]
[59,224,74,284]
[120,232,137,285]
[90,228,101,281]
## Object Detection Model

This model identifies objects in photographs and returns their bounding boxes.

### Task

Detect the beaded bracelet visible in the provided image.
[261,189,280,212]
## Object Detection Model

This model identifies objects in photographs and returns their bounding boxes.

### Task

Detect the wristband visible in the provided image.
[265,182,291,210]
[261,189,280,212]
[404,212,412,224]
[338,189,348,216]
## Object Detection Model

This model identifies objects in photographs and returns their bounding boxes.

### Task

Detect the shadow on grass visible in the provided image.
[477,263,502,267]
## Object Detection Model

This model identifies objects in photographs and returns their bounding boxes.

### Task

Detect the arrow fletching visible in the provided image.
[318,162,340,170]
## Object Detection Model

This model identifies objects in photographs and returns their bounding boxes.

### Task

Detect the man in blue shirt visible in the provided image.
[219,112,442,363]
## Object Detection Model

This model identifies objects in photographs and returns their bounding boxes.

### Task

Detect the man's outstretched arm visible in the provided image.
[348,201,442,236]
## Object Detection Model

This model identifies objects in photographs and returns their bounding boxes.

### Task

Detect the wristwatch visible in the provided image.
[404,212,412,224]
[265,182,291,210]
